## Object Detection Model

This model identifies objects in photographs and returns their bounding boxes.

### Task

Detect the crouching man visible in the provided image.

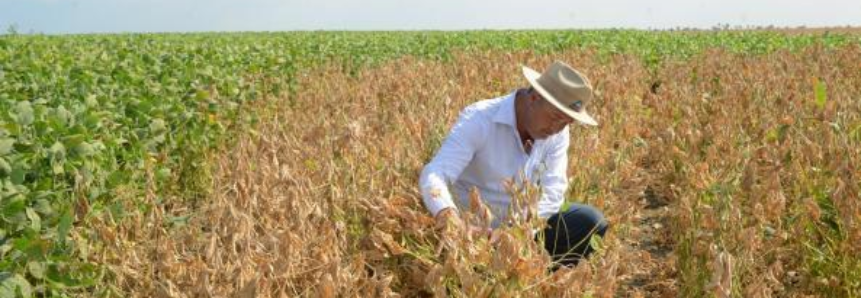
[420,61,609,267]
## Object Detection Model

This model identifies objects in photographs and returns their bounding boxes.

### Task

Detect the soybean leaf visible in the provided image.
[814,78,827,109]
[0,273,33,297]
[0,139,14,155]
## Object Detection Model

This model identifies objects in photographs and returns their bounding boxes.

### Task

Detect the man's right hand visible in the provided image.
[434,207,461,230]
[435,208,492,239]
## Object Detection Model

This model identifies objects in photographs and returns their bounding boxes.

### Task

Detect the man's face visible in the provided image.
[526,91,575,140]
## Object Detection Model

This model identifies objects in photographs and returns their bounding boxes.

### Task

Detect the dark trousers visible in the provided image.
[540,203,609,267]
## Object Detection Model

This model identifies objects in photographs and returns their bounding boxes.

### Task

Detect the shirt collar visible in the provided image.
[492,91,518,127]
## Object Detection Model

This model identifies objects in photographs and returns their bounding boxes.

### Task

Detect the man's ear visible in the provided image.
[529,90,540,102]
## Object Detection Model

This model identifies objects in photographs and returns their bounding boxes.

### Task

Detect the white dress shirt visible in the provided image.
[419,91,570,228]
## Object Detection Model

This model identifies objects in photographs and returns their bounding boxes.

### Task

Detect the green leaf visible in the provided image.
[195,90,210,101]
[559,201,572,213]
[10,164,26,185]
[33,199,54,216]
[156,167,171,181]
[49,142,66,159]
[1,195,26,218]
[26,208,41,231]
[27,262,46,280]
[851,123,861,142]
[814,78,827,109]
[62,134,86,147]
[85,94,99,108]
[0,273,33,298]
[52,161,64,175]
[55,105,72,126]
[589,234,605,254]
[73,142,95,157]
[0,157,10,177]
[0,139,14,156]
[14,236,49,260]
[13,101,34,126]
[150,118,167,133]
[57,209,73,245]
[108,201,126,220]
[45,264,87,289]
[84,114,103,129]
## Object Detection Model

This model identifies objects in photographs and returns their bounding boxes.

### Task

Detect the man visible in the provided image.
[419,61,608,267]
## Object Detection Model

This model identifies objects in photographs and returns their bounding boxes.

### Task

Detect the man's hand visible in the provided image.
[435,208,492,239]
[434,207,461,230]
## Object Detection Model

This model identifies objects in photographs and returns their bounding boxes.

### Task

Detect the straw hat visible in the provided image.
[522,61,597,126]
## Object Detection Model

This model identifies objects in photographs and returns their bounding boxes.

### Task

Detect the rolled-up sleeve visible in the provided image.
[537,129,570,219]
[419,108,486,216]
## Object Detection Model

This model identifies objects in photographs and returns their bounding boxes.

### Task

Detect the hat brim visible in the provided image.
[522,66,598,126]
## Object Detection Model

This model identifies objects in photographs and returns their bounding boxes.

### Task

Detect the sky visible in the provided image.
[2,0,861,34]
